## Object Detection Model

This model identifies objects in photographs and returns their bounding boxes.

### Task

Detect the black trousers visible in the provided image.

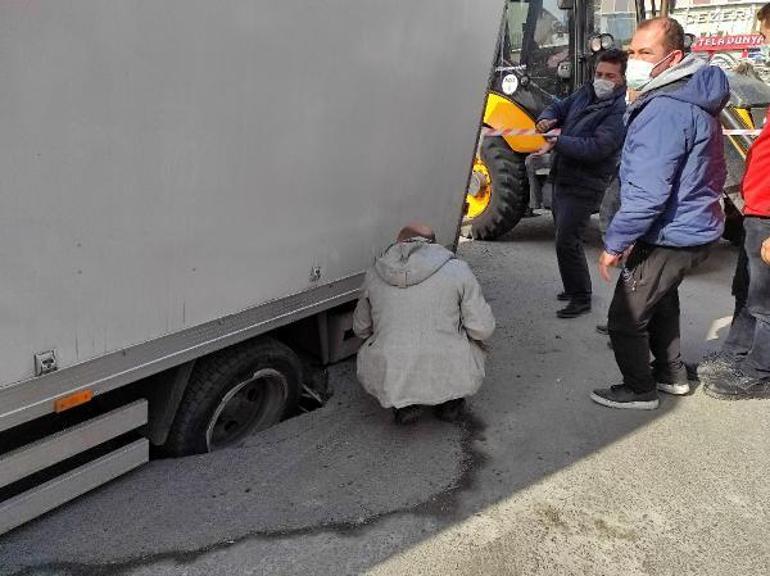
[552,187,597,301]
[723,217,770,377]
[608,242,712,393]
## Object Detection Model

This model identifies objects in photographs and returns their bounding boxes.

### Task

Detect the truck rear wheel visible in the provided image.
[164,339,301,456]
[466,136,529,240]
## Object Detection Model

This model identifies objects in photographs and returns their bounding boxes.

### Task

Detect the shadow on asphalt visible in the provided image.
[0,215,739,576]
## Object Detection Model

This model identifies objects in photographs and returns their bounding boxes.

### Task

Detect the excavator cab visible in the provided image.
[466,0,769,242]
[466,0,631,240]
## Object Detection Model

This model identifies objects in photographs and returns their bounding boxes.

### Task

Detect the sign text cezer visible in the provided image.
[679,6,756,25]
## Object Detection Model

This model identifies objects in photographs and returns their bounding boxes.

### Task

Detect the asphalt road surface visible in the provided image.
[1,215,768,576]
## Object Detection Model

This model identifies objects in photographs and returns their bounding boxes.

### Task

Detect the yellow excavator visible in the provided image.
[466,0,770,241]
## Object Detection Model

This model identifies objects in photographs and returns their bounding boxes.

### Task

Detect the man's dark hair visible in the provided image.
[597,48,628,75]
[638,16,685,53]
[758,3,770,24]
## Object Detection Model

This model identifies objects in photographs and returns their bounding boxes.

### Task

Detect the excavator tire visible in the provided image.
[469,136,529,241]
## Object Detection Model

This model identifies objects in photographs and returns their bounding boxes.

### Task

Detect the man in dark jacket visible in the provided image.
[536,49,627,319]
[591,17,730,410]
[698,4,770,400]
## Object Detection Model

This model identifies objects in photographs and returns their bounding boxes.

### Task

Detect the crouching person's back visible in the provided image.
[353,223,495,424]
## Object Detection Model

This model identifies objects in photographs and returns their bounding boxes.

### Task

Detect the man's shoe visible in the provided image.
[393,405,424,424]
[656,381,690,395]
[696,351,736,382]
[596,324,609,336]
[433,398,466,422]
[590,384,659,410]
[557,300,591,319]
[685,363,700,382]
[652,366,692,395]
[523,208,540,218]
[557,292,592,302]
[704,372,770,400]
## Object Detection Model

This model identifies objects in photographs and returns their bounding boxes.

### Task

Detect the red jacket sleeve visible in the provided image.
[742,114,770,217]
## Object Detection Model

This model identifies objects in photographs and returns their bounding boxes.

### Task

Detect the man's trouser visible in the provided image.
[722,216,770,377]
[525,153,551,210]
[608,242,712,393]
[552,187,596,301]
[730,227,750,318]
[599,176,620,236]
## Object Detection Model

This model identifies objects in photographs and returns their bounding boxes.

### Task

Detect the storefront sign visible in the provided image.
[683,7,756,25]
[692,34,765,51]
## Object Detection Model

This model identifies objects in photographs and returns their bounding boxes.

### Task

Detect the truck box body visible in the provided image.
[0,0,502,531]
[0,1,502,403]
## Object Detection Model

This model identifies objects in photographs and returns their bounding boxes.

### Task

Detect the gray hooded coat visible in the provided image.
[353,239,495,409]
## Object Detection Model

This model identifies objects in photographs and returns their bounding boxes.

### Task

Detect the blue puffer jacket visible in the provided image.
[604,61,730,254]
[538,83,627,196]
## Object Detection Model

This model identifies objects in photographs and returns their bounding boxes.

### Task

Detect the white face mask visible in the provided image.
[593,78,616,99]
[626,52,675,89]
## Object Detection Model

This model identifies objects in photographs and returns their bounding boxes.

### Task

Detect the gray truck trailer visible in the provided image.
[0,0,503,534]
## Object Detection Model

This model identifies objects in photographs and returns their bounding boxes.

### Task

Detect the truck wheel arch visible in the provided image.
[161,338,302,456]
[145,361,196,447]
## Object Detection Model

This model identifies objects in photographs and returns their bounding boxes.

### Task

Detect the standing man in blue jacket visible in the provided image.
[536,49,627,319]
[591,17,730,410]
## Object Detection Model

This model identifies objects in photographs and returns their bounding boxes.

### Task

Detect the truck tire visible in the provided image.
[164,338,301,456]
[469,136,529,240]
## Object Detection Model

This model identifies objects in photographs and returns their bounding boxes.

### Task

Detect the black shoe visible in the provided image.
[433,398,466,422]
[656,380,691,395]
[704,371,770,400]
[590,384,659,410]
[557,300,591,319]
[522,208,540,218]
[595,324,609,336]
[558,292,592,302]
[696,351,737,383]
[393,405,424,424]
[685,363,700,382]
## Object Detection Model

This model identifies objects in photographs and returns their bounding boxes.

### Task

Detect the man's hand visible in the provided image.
[536,118,557,133]
[532,128,560,155]
[533,139,556,156]
[762,236,770,266]
[598,251,622,282]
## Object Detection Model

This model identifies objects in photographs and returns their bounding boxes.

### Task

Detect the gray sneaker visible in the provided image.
[705,370,770,400]
[696,351,736,382]
[656,381,690,395]
[653,366,693,396]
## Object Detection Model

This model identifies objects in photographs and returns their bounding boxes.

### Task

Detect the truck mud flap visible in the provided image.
[0,401,149,535]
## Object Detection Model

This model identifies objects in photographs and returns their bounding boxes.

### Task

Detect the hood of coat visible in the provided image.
[374,238,454,288]
[638,55,730,116]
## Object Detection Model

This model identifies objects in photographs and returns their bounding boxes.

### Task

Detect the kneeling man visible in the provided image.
[353,223,495,424]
